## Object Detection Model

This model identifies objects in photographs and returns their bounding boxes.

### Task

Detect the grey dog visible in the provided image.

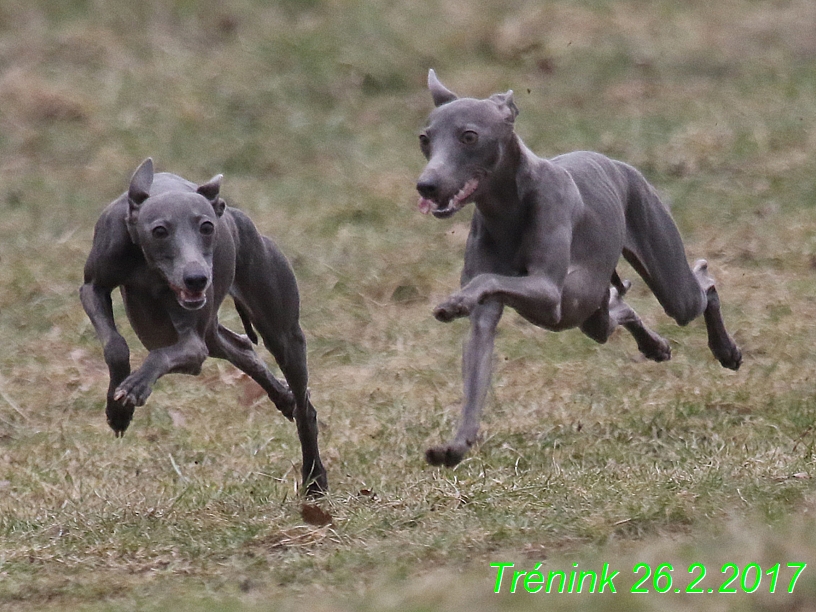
[416,70,742,468]
[80,159,327,495]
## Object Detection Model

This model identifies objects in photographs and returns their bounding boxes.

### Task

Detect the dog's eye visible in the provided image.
[152,226,168,239]
[460,130,478,145]
[419,133,430,148]
[200,221,214,236]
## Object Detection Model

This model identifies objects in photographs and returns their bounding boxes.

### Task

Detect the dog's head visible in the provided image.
[126,158,225,311]
[416,69,519,219]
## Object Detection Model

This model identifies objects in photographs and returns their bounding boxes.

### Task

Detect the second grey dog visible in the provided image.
[416,70,742,468]
[80,159,327,495]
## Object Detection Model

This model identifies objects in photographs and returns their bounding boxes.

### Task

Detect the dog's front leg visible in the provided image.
[114,308,207,408]
[80,282,134,435]
[435,274,562,326]
[114,330,208,409]
[427,299,504,467]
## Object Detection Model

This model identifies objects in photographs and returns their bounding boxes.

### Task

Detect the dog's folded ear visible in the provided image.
[428,69,459,107]
[127,159,154,240]
[490,90,519,123]
[128,158,154,210]
[197,174,226,217]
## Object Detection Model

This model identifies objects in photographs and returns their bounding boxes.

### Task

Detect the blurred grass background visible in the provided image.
[2,0,816,610]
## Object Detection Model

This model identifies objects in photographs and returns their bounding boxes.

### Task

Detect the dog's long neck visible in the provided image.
[473,133,528,241]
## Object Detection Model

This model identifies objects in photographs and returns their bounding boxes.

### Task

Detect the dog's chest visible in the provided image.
[465,226,528,277]
[123,264,170,299]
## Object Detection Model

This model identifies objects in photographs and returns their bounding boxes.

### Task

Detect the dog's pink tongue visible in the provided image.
[417,196,433,215]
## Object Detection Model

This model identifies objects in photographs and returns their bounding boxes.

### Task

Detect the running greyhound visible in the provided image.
[416,70,742,468]
[80,159,327,495]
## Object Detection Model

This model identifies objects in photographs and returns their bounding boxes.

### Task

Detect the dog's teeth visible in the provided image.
[451,178,479,207]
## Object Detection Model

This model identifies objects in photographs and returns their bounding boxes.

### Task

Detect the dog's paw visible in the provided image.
[303,465,329,499]
[693,259,715,292]
[114,373,153,409]
[425,443,468,467]
[639,335,672,363]
[712,340,742,371]
[273,392,296,421]
[106,396,134,437]
[433,295,474,322]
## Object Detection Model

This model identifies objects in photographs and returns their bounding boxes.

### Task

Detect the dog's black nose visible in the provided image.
[416,179,438,199]
[184,273,208,292]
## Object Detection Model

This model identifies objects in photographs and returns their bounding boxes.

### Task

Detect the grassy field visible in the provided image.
[2,0,816,609]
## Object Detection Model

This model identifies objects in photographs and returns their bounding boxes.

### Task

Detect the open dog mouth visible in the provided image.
[170,285,207,310]
[418,177,480,219]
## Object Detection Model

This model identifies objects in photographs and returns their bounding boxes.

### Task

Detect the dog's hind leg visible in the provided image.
[693,260,742,370]
[580,283,671,362]
[617,166,741,369]
[230,218,327,495]
[427,299,504,467]
[256,322,327,496]
[207,324,296,419]
[228,290,327,495]
[234,299,259,345]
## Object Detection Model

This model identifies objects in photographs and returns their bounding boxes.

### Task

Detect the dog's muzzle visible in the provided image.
[171,270,209,310]
[177,289,207,310]
[170,284,207,310]
[417,177,480,218]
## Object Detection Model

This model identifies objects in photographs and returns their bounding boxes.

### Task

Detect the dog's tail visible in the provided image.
[611,270,628,297]
[235,299,259,345]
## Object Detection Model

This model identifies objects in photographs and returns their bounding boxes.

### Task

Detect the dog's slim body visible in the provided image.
[80,159,327,495]
[416,71,742,467]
